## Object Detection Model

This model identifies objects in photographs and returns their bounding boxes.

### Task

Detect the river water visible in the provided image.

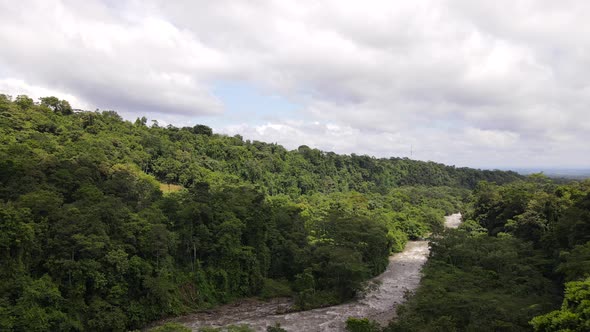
[164,213,462,332]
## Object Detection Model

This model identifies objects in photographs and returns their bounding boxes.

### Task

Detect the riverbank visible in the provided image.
[158,214,461,331]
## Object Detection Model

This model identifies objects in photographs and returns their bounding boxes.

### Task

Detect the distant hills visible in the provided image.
[509,168,590,179]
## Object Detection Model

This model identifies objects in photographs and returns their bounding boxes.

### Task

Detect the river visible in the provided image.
[163,213,462,331]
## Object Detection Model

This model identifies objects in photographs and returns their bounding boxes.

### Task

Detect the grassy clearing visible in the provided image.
[159,183,184,194]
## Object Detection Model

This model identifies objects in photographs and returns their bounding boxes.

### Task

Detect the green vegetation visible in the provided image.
[0,94,521,330]
[387,177,590,332]
[198,325,254,332]
[159,182,184,194]
[266,323,287,332]
[346,317,381,332]
[530,277,590,332]
[259,278,293,300]
[387,231,560,331]
[151,322,192,332]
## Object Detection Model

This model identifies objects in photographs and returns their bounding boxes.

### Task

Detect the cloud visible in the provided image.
[465,128,519,148]
[0,78,92,109]
[0,0,589,167]
[220,121,409,159]
[0,0,225,115]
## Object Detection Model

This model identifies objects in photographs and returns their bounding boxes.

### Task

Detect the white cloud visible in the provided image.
[0,0,589,167]
[0,78,91,109]
[220,121,409,158]
[465,128,519,148]
[0,0,226,115]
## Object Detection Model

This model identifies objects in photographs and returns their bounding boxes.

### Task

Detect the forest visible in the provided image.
[382,177,590,332]
[1,94,583,332]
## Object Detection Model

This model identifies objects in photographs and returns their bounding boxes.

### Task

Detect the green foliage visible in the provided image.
[531,278,590,332]
[458,219,487,236]
[389,230,561,332]
[557,242,590,282]
[294,289,340,310]
[266,323,287,332]
[192,124,213,136]
[39,96,73,115]
[199,325,254,332]
[392,178,590,332]
[0,96,492,330]
[345,317,381,332]
[151,322,192,332]
[260,278,293,299]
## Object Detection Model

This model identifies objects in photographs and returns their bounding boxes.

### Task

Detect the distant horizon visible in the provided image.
[117,108,590,171]
[72,104,590,172]
[113,110,590,171]
[501,167,590,176]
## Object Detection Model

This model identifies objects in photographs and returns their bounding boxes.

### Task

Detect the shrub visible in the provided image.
[345,317,381,332]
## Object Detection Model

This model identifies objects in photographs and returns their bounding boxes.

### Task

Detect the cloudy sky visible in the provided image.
[1,0,589,169]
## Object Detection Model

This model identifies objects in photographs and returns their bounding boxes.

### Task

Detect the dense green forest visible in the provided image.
[0,94,526,331]
[384,177,590,332]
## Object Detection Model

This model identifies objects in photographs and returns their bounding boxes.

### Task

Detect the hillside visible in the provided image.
[0,95,522,196]
[387,178,590,332]
[0,95,522,331]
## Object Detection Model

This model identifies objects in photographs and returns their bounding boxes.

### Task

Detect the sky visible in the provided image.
[1,0,589,169]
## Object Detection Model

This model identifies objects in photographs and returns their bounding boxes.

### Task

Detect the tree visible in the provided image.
[531,278,590,332]
[0,95,519,330]
[40,96,73,115]
[15,95,34,110]
[192,124,213,136]
[346,317,381,332]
